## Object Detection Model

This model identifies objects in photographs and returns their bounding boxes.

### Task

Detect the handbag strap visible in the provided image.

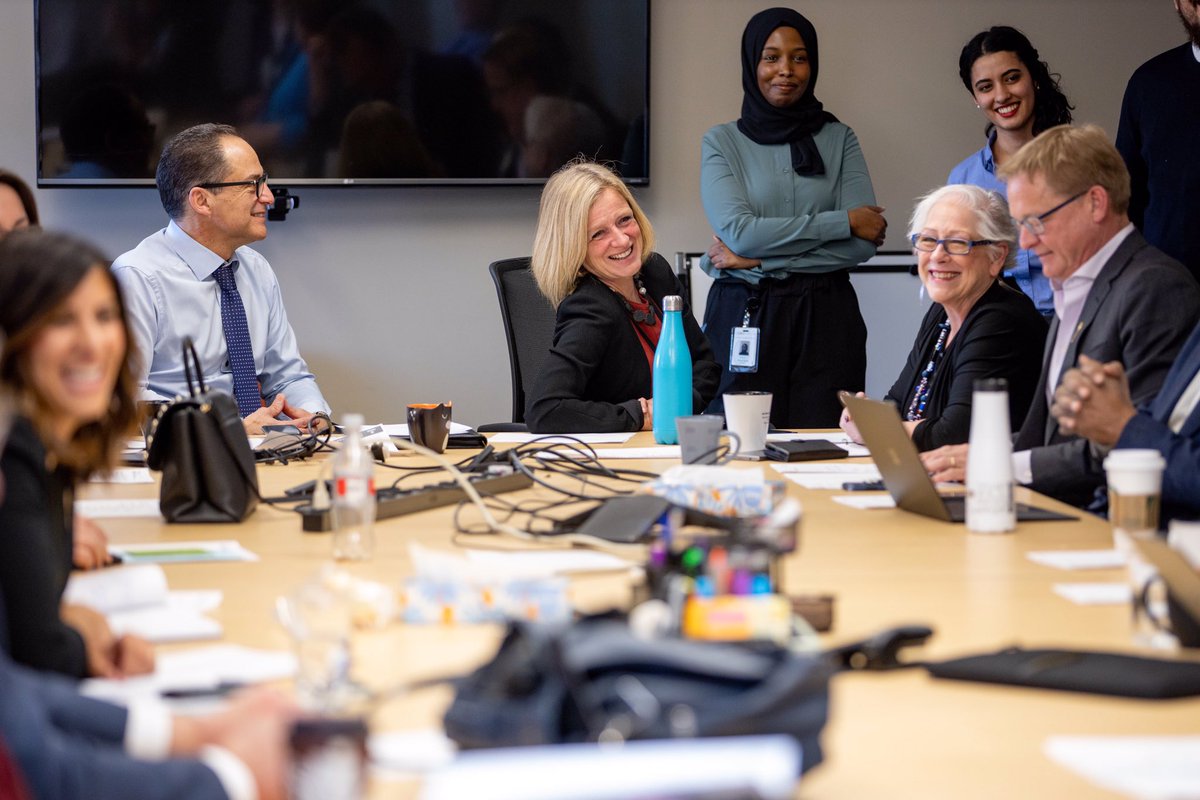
[181,336,207,397]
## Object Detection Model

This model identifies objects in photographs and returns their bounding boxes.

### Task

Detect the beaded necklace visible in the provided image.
[610,273,656,324]
[905,321,951,421]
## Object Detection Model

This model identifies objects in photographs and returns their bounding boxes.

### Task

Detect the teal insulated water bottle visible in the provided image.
[653,295,692,444]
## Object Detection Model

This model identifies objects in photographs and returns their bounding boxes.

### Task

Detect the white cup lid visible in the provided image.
[1103,448,1166,472]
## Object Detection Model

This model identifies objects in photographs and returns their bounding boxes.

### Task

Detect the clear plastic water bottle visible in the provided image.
[966,378,1016,533]
[331,414,376,560]
[652,295,693,444]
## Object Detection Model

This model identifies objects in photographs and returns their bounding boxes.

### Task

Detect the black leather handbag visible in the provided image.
[144,338,260,523]
[442,614,832,774]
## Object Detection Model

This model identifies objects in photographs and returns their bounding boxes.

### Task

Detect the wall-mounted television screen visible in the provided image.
[35,0,650,186]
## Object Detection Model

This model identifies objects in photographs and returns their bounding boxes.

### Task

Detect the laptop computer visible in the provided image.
[840,394,1076,523]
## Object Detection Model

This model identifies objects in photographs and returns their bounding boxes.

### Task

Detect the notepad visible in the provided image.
[1045,735,1200,798]
[81,644,297,706]
[1027,550,1127,571]
[89,467,154,484]
[75,499,162,519]
[64,565,223,643]
[108,540,259,564]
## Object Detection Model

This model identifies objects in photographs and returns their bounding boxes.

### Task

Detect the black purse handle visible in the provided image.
[181,336,207,397]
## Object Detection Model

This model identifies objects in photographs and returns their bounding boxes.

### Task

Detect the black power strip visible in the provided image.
[298,469,533,533]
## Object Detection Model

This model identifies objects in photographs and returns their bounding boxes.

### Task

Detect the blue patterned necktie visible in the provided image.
[213,261,261,417]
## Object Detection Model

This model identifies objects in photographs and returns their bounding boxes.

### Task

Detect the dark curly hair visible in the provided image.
[958,26,1074,138]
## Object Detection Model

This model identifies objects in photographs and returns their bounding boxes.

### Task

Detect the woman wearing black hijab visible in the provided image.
[699,7,885,428]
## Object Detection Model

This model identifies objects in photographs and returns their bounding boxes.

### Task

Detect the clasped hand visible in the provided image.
[1050,354,1137,447]
[242,393,328,435]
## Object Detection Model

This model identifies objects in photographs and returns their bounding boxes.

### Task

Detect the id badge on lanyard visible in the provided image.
[729,300,760,373]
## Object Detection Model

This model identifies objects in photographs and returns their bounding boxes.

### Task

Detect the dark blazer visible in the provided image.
[1117,318,1200,523]
[526,253,720,433]
[0,593,227,799]
[885,281,1046,451]
[1014,230,1200,507]
[0,417,87,677]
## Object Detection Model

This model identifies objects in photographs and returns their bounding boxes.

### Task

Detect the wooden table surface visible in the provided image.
[79,433,1200,799]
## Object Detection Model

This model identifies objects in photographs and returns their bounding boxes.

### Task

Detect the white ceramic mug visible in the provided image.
[722,391,772,455]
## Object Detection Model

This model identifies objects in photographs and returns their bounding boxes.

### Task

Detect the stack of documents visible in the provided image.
[64,564,222,642]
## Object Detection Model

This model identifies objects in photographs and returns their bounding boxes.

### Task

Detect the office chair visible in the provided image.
[481,257,557,428]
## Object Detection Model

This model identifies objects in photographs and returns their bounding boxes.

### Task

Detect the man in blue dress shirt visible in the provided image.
[113,124,330,434]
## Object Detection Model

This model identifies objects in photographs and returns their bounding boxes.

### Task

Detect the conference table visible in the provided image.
[79,433,1200,799]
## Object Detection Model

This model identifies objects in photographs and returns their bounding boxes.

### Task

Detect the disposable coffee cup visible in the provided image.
[723,391,771,455]
[407,402,452,454]
[1104,448,1165,537]
[676,414,740,465]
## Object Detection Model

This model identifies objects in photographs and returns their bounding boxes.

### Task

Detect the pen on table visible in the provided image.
[161,681,245,699]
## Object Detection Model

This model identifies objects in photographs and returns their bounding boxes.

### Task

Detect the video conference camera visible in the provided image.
[268,187,300,221]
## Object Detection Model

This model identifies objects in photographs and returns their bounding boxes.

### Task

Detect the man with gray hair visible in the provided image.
[922,124,1200,508]
[113,124,329,433]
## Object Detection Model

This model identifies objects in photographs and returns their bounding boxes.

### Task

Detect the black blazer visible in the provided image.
[1014,230,1200,507]
[526,253,720,432]
[885,281,1047,451]
[0,417,87,677]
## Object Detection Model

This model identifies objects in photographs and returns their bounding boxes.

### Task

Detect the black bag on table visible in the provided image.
[144,338,259,523]
[442,614,832,774]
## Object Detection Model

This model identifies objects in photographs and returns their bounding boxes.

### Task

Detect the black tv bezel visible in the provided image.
[33,0,652,188]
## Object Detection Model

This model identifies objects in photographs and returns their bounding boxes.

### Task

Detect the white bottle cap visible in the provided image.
[662,295,683,312]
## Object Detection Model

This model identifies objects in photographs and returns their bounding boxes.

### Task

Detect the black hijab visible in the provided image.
[737,7,837,176]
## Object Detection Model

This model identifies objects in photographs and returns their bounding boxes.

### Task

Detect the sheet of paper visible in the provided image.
[832,494,896,510]
[420,736,800,800]
[75,498,162,519]
[540,445,682,460]
[1052,582,1132,605]
[369,729,457,777]
[89,467,154,484]
[1044,735,1200,799]
[786,474,882,490]
[463,549,636,577]
[770,462,882,475]
[773,462,881,490]
[109,540,259,564]
[108,604,223,643]
[378,422,474,438]
[81,644,297,704]
[64,564,169,612]
[1027,550,1127,571]
[488,432,635,444]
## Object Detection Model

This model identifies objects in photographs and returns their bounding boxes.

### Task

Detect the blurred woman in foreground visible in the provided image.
[0,229,154,678]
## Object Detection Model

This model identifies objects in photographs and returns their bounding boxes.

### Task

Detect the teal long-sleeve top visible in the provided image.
[699,121,879,284]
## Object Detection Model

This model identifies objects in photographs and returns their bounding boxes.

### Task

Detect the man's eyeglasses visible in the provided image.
[1013,190,1087,237]
[909,234,997,256]
[197,174,270,198]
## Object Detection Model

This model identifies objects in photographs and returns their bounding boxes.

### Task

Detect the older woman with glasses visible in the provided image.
[841,184,1046,450]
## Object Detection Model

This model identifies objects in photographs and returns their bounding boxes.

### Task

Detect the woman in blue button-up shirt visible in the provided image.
[948,26,1075,316]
